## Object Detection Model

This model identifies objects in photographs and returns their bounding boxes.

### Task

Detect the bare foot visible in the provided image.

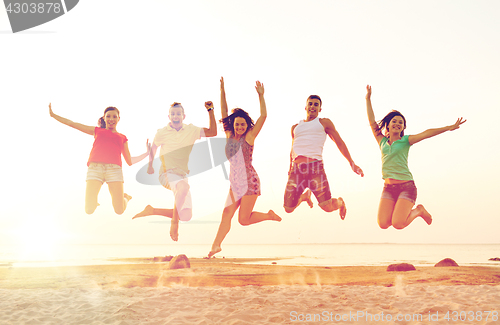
[132,205,154,219]
[417,204,432,225]
[300,189,314,208]
[170,218,179,241]
[338,197,346,220]
[208,246,222,258]
[124,193,132,201]
[268,210,282,221]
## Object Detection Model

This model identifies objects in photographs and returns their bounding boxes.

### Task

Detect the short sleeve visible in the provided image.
[153,128,163,147]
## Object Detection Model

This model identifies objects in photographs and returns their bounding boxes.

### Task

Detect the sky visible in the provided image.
[1,0,499,252]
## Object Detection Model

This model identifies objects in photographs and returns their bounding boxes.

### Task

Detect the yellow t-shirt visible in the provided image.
[153,123,202,175]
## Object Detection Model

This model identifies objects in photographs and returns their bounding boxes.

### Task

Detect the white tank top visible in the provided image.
[292,117,326,161]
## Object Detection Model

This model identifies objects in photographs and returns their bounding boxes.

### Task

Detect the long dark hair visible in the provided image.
[221,108,255,136]
[377,110,406,137]
[98,106,120,128]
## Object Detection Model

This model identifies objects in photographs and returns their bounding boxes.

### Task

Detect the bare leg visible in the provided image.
[208,197,240,258]
[108,182,129,215]
[132,205,174,219]
[284,189,313,213]
[377,198,396,229]
[238,195,282,226]
[169,181,192,241]
[318,197,346,219]
[85,180,103,214]
[392,200,432,229]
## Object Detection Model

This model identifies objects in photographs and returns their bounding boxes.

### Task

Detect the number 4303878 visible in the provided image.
[6,3,62,14]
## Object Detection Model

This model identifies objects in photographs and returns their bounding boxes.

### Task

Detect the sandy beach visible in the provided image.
[0,258,499,324]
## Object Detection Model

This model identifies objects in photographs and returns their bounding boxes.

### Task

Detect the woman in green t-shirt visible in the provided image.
[365,85,466,230]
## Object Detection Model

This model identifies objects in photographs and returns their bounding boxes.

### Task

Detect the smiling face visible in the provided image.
[104,109,120,130]
[233,117,248,137]
[305,98,322,120]
[169,105,185,128]
[387,115,405,136]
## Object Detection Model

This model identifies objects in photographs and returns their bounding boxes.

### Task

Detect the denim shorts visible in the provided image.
[284,161,332,209]
[86,163,123,183]
[381,180,417,204]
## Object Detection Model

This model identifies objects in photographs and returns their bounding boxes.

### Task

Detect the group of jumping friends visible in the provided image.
[49,78,466,258]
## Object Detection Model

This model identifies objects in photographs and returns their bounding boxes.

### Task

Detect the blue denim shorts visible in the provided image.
[381,181,417,204]
[86,163,123,183]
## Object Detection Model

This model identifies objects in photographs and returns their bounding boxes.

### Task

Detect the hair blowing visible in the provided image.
[221,108,255,136]
[377,110,406,137]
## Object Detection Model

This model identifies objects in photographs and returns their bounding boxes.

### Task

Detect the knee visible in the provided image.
[284,207,295,214]
[378,221,391,229]
[392,221,406,230]
[113,206,125,215]
[85,204,97,215]
[238,213,251,226]
[320,204,334,213]
[238,218,250,226]
[176,182,190,195]
[178,209,192,222]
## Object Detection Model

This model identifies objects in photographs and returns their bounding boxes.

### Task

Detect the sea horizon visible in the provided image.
[1,243,499,269]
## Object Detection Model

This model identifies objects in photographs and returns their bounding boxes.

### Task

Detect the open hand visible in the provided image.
[220,77,225,91]
[449,117,466,131]
[366,85,372,100]
[255,81,264,95]
[351,162,364,177]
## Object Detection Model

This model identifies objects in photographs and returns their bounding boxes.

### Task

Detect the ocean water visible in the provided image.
[0,243,499,268]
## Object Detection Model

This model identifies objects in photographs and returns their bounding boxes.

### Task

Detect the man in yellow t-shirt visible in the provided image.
[133,102,217,241]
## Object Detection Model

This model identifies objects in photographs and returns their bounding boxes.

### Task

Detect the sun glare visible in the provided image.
[11,218,67,262]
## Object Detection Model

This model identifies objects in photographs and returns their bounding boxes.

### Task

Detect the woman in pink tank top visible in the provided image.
[49,104,150,215]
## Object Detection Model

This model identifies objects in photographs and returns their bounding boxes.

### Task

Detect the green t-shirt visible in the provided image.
[379,135,413,180]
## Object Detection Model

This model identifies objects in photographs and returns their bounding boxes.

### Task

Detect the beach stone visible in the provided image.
[162,255,174,262]
[489,257,500,261]
[387,263,416,272]
[168,254,191,269]
[435,258,459,267]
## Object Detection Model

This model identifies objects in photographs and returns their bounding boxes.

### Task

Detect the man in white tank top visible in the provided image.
[283,95,364,219]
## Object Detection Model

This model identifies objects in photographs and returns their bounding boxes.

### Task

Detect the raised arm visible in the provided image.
[201,101,217,138]
[247,81,267,141]
[49,103,95,135]
[408,118,466,145]
[321,118,364,177]
[122,139,151,166]
[220,77,229,119]
[365,85,383,143]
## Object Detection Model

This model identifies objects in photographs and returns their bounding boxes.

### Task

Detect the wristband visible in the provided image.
[207,107,214,112]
